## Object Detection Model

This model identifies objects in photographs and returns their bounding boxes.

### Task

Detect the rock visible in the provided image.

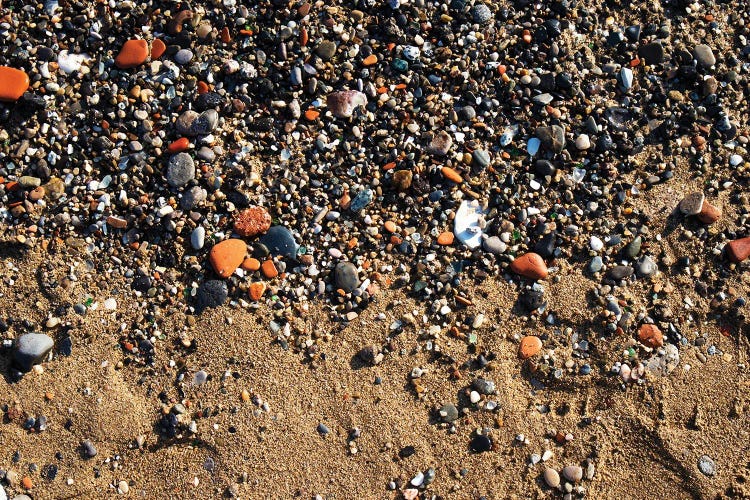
[536,125,566,153]
[638,324,663,348]
[209,239,247,278]
[698,455,715,476]
[115,39,149,69]
[470,3,492,23]
[174,48,193,65]
[427,131,453,155]
[519,336,542,359]
[327,90,367,118]
[14,333,54,371]
[520,289,545,311]
[438,403,459,423]
[638,42,665,64]
[534,160,556,177]
[234,207,272,237]
[543,468,560,488]
[0,66,30,101]
[534,232,556,258]
[620,67,633,89]
[81,440,97,458]
[694,45,716,68]
[315,41,337,61]
[575,134,591,150]
[191,226,205,250]
[510,252,548,280]
[588,256,603,273]
[470,435,492,453]
[334,262,360,292]
[454,200,485,249]
[176,110,200,134]
[472,149,490,168]
[191,109,219,135]
[636,256,657,278]
[679,192,704,215]
[181,186,207,209]
[697,200,721,224]
[473,378,495,394]
[562,465,583,483]
[392,170,413,191]
[589,236,603,251]
[259,226,299,260]
[727,236,750,263]
[166,153,195,188]
[607,265,633,280]
[483,236,506,255]
[151,39,166,59]
[248,282,266,301]
[441,167,463,184]
[357,345,383,366]
[195,280,228,311]
[623,236,642,259]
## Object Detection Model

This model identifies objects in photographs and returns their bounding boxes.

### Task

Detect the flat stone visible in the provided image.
[510,252,548,280]
[543,468,560,488]
[427,130,453,156]
[209,239,247,278]
[259,226,299,260]
[334,262,360,292]
[698,455,715,476]
[588,256,603,273]
[14,333,54,371]
[315,40,337,61]
[536,125,566,153]
[234,206,272,237]
[166,153,195,188]
[470,435,492,453]
[679,192,704,215]
[638,324,663,348]
[181,186,206,209]
[472,149,490,168]
[519,336,542,359]
[473,378,495,394]
[607,265,634,280]
[694,44,716,68]
[327,90,367,118]
[482,236,506,255]
[727,236,750,263]
[562,465,583,483]
[638,42,665,64]
[190,109,219,135]
[636,256,657,278]
[438,403,459,423]
[115,39,149,69]
[174,48,193,65]
[176,110,200,135]
[392,170,413,191]
[196,280,228,311]
[454,200,485,249]
[0,66,30,101]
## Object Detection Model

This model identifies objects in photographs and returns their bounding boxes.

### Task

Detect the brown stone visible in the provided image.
[234,206,272,237]
[209,239,247,278]
[0,66,30,102]
[638,324,663,348]
[437,232,454,245]
[261,260,278,278]
[248,282,266,301]
[510,252,548,280]
[727,236,750,263]
[519,336,542,359]
[697,200,721,224]
[392,170,412,191]
[115,39,149,69]
[150,39,166,59]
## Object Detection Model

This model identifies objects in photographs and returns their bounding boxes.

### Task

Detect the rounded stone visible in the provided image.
[115,39,149,69]
[679,192,704,215]
[698,455,715,476]
[510,252,548,280]
[234,207,272,237]
[438,403,459,423]
[470,435,492,453]
[14,333,54,372]
[638,324,663,348]
[259,226,299,260]
[334,262,360,292]
[562,465,583,483]
[543,468,560,488]
[166,153,195,188]
[196,280,228,311]
[0,66,30,101]
[519,336,542,359]
[209,239,247,278]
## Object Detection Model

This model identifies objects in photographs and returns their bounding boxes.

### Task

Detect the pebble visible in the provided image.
[115,39,149,69]
[259,226,299,260]
[511,253,548,280]
[191,227,206,250]
[727,237,750,263]
[334,262,360,292]
[698,455,715,476]
[14,333,54,372]
[519,336,542,359]
[636,256,657,278]
[196,280,228,311]
[562,465,583,483]
[174,49,194,65]
[638,324,664,348]
[438,404,459,423]
[693,45,716,68]
[327,90,367,118]
[81,440,97,458]
[0,67,30,101]
[234,207,272,237]
[470,435,492,453]
[209,239,247,278]
[543,468,560,488]
[166,153,196,188]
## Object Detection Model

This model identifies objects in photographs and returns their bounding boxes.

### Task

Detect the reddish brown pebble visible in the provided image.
[510,252,548,280]
[209,239,247,278]
[233,206,272,237]
[115,39,149,69]
[441,167,463,184]
[384,221,397,233]
[362,54,378,66]
[241,257,261,272]
[22,476,32,489]
[261,260,278,278]
[29,186,45,201]
[248,282,266,301]
[519,336,542,359]
[697,200,721,224]
[638,324,663,348]
[106,216,128,229]
[727,236,750,263]
[0,66,30,101]
[220,27,231,43]
[437,232,454,245]
[150,39,166,59]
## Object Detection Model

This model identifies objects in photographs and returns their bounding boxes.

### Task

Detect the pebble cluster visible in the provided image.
[1,0,749,497]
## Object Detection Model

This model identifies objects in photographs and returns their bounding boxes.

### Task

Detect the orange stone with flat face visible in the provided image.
[0,67,30,101]
[115,39,149,69]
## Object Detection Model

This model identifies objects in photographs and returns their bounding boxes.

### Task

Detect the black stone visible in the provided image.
[470,435,492,453]
[195,280,228,312]
[259,226,299,260]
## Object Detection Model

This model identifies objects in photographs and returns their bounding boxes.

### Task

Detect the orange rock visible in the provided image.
[241,257,261,271]
[437,231,454,245]
[384,220,397,233]
[167,137,190,153]
[248,282,266,301]
[234,206,272,237]
[22,476,32,489]
[261,260,278,278]
[362,54,378,66]
[441,166,463,184]
[29,186,45,201]
[519,336,542,359]
[522,29,532,43]
[304,109,320,120]
[196,81,210,94]
[638,324,663,348]
[150,39,166,59]
[727,236,750,263]
[697,200,721,224]
[115,39,149,69]
[510,252,548,280]
[209,239,247,278]
[0,66,30,101]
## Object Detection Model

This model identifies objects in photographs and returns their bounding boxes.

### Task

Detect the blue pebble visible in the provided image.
[580,364,591,375]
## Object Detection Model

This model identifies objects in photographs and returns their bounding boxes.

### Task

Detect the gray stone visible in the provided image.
[196,146,215,161]
[259,226,299,260]
[81,439,97,458]
[536,125,566,153]
[14,333,54,371]
[166,153,195,188]
[315,41,337,61]
[176,110,200,135]
[473,378,495,395]
[608,265,633,280]
[472,149,490,169]
[470,3,492,23]
[679,192,704,215]
[196,280,228,311]
[638,42,665,64]
[588,256,603,273]
[698,455,715,476]
[190,109,219,135]
[191,226,205,250]
[181,186,207,210]
[427,130,452,156]
[636,256,657,278]
[623,236,642,259]
[438,403,459,423]
[532,93,554,105]
[482,236,506,255]
[334,262,360,292]
[694,45,716,68]
[174,48,193,65]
